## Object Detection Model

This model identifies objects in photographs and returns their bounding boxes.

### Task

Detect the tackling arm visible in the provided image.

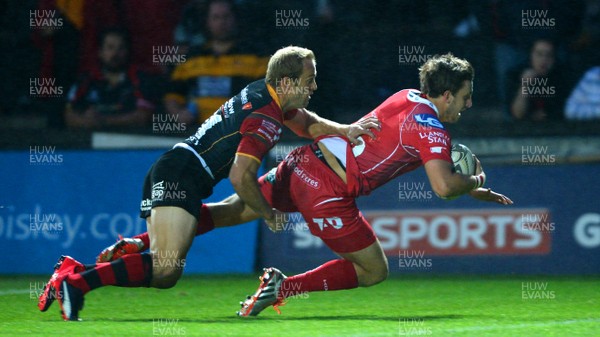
[284,108,380,145]
[229,154,274,222]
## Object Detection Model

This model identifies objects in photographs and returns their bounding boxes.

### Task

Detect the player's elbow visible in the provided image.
[431,181,454,199]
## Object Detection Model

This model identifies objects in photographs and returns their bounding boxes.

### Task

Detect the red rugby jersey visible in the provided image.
[321,89,453,196]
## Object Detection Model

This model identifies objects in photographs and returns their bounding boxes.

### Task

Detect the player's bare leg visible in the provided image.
[48,206,196,321]
[336,239,389,287]
[147,206,197,288]
[97,194,259,263]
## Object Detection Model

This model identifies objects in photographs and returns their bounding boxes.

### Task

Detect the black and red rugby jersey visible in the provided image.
[179,79,292,182]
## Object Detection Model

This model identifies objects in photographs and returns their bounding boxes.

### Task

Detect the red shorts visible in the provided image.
[259,145,376,253]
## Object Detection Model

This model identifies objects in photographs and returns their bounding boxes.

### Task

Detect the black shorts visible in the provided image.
[140,147,214,219]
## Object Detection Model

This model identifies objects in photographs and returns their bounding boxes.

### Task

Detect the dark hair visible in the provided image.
[419,53,474,97]
[98,27,131,50]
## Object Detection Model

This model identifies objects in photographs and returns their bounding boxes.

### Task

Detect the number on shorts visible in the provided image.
[313,217,344,230]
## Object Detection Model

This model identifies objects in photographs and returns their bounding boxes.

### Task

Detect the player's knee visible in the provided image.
[374,261,389,284]
[151,268,182,289]
[363,258,388,287]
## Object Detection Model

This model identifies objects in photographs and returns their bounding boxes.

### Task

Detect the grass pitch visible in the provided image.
[0,275,598,336]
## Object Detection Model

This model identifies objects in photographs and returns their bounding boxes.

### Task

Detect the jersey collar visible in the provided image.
[418,92,440,117]
[266,83,282,110]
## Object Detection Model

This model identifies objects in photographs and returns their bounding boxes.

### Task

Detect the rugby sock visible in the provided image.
[195,203,215,235]
[83,263,102,270]
[278,259,358,299]
[66,253,152,294]
[133,204,215,250]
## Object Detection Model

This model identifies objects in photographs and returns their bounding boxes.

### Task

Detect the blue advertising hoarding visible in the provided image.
[257,163,600,275]
[0,150,259,274]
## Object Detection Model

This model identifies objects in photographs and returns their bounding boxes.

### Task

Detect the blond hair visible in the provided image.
[266,46,315,86]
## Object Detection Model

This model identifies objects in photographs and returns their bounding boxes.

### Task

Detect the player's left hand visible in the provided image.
[345,117,380,145]
[469,188,513,205]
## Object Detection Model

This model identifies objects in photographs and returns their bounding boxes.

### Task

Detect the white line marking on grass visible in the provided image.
[442,318,600,333]
[0,289,31,296]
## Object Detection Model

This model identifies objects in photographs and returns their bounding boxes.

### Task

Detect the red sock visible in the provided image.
[278,259,358,299]
[133,204,215,250]
[195,203,215,235]
[66,253,152,294]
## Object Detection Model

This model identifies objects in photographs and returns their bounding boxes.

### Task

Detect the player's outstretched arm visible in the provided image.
[284,108,380,145]
[469,188,513,205]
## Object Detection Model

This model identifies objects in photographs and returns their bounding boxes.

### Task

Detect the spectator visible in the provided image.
[477,0,584,118]
[508,39,568,122]
[31,0,84,128]
[565,66,600,120]
[64,28,158,129]
[164,0,269,125]
[173,0,206,56]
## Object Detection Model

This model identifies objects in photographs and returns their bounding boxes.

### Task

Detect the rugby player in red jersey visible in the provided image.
[234,53,513,316]
[37,46,379,321]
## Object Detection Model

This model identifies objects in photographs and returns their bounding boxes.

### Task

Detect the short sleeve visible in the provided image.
[236,114,283,163]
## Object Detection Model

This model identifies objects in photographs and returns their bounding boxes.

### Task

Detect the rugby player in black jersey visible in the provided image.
[38,46,379,321]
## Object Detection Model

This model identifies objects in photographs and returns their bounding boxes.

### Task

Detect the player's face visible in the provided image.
[444,80,473,123]
[288,59,318,109]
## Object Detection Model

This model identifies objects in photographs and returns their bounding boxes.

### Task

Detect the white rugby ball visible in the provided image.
[451,143,476,175]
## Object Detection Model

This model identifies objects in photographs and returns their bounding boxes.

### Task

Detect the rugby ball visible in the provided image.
[451,143,476,175]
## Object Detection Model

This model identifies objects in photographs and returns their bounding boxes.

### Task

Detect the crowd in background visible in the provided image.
[0,0,599,131]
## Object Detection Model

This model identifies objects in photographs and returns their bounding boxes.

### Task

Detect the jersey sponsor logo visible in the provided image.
[414,114,444,130]
[221,98,236,118]
[293,166,320,189]
[151,181,165,201]
[140,198,152,211]
[430,146,443,154]
[365,209,551,255]
[188,113,223,145]
[419,131,449,145]
[240,87,249,104]
[257,119,282,144]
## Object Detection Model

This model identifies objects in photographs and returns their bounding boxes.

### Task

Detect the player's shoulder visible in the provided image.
[241,80,272,108]
[382,89,435,110]
[397,90,446,132]
[242,80,285,122]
